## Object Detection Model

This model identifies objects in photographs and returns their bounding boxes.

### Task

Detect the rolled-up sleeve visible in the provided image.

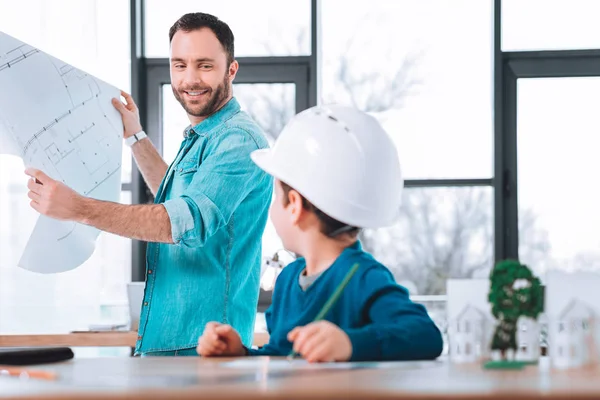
[162,129,270,248]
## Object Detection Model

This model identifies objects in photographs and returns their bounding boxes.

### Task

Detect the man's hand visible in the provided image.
[197,322,246,357]
[288,321,352,363]
[112,90,143,139]
[24,168,85,221]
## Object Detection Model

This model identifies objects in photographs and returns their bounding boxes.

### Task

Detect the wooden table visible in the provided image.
[0,332,138,348]
[0,332,269,349]
[1,356,600,399]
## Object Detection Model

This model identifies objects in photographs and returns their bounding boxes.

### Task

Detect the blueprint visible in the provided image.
[0,31,123,273]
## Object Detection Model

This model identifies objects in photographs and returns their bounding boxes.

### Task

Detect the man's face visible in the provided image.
[169,28,237,121]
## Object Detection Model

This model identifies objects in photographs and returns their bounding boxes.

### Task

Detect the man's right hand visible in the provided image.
[112,90,143,139]
[197,322,246,357]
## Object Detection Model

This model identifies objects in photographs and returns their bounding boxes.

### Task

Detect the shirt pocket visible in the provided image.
[171,158,199,193]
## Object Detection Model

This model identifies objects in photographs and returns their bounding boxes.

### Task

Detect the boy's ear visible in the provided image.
[287,189,305,224]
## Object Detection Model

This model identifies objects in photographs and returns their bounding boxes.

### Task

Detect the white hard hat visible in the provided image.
[250,105,403,229]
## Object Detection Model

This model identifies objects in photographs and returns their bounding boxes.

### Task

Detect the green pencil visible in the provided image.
[287,262,361,360]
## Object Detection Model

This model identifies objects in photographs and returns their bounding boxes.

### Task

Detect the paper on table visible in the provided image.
[0,30,123,273]
[218,358,440,370]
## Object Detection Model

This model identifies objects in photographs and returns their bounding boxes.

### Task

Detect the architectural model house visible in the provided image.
[446,279,495,363]
[545,271,600,369]
[448,303,493,363]
[550,299,597,369]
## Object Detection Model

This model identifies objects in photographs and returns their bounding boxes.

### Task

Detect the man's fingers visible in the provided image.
[24,168,50,184]
[121,90,132,100]
[29,200,39,211]
[111,98,127,113]
[120,91,137,110]
[26,178,43,195]
[27,191,40,201]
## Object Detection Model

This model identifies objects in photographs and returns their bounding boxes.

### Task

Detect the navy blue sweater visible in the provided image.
[247,242,443,361]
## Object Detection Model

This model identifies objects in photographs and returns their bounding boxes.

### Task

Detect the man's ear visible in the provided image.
[228,60,239,81]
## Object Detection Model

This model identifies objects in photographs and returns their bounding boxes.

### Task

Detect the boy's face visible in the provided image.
[270,179,298,253]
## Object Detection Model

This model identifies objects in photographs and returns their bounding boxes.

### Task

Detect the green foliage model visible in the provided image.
[488,260,543,360]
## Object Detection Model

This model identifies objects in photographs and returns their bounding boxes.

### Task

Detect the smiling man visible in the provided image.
[25,13,273,356]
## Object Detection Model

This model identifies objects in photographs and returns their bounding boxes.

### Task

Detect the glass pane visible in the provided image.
[518,78,600,274]
[0,155,132,333]
[0,0,132,183]
[360,187,493,296]
[321,0,493,179]
[144,0,310,57]
[161,83,297,268]
[503,0,600,51]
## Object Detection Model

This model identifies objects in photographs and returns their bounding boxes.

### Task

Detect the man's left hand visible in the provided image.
[24,168,84,221]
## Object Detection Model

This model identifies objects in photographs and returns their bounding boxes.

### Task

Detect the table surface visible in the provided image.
[1,356,600,400]
[0,332,138,348]
[0,332,270,348]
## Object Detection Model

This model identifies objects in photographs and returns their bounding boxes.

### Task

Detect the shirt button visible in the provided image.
[148,270,152,274]
[144,302,148,306]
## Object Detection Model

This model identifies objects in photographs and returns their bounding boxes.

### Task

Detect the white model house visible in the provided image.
[545,271,600,369]
[550,299,596,369]
[448,304,492,363]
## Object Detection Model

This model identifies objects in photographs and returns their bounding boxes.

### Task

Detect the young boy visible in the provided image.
[197,105,443,363]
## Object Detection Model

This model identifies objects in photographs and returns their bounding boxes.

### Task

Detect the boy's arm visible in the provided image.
[245,305,280,356]
[344,267,444,362]
[245,267,290,357]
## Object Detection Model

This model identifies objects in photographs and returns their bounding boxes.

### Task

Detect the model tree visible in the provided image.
[488,259,543,361]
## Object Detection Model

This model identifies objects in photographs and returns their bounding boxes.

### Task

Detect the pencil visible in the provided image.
[0,366,57,380]
[287,262,361,359]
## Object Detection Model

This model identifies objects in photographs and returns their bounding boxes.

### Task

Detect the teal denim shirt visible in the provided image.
[135,97,272,355]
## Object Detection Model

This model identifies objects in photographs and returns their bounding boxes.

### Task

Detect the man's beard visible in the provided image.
[173,74,230,118]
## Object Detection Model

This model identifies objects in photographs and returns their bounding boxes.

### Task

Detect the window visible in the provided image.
[360,187,493,296]
[502,0,600,51]
[320,0,494,179]
[517,78,600,275]
[144,0,311,57]
[0,0,131,334]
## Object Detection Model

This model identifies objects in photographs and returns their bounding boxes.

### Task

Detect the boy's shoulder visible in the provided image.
[277,257,305,282]
[344,245,396,281]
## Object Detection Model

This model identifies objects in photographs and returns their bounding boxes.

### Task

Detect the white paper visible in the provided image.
[218,358,438,370]
[0,31,123,273]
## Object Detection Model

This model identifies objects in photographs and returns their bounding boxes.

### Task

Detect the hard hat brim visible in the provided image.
[250,149,279,179]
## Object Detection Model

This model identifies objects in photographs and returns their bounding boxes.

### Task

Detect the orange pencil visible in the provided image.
[0,366,57,380]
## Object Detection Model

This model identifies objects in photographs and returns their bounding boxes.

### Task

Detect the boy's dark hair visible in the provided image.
[169,13,235,65]
[280,182,360,238]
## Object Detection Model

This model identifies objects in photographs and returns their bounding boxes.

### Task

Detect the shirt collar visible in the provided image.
[183,97,241,137]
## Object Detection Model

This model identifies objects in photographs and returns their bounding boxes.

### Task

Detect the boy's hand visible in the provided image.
[288,321,352,363]
[197,322,245,357]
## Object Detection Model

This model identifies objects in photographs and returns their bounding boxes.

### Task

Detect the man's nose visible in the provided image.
[184,67,204,83]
